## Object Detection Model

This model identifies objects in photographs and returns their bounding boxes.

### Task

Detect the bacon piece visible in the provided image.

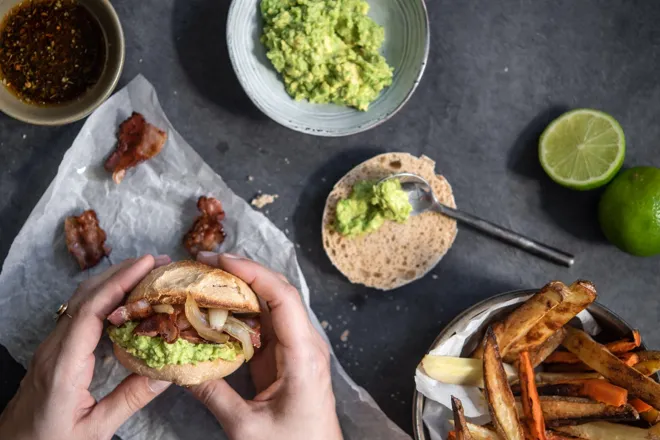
[104,112,167,184]
[239,317,262,348]
[180,328,205,344]
[183,196,226,257]
[107,299,153,326]
[64,210,111,270]
[133,313,179,344]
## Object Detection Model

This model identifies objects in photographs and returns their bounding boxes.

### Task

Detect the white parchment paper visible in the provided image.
[414,295,602,440]
[0,75,410,440]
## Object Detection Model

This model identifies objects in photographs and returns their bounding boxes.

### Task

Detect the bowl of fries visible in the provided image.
[414,281,660,440]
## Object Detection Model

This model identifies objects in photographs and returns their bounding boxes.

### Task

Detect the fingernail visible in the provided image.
[147,379,171,393]
[154,254,171,266]
[197,251,218,265]
[220,253,243,260]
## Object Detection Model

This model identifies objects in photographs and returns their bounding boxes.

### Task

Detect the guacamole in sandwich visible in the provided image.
[335,178,412,236]
[260,0,393,111]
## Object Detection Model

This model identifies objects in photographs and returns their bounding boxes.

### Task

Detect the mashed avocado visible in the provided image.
[108,322,241,369]
[335,178,412,236]
[260,0,393,111]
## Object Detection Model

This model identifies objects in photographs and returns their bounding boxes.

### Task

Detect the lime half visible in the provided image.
[539,109,625,190]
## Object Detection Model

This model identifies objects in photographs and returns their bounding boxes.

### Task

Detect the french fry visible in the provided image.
[545,330,642,364]
[545,433,583,440]
[529,328,567,367]
[554,421,660,440]
[638,352,660,362]
[543,353,640,373]
[631,398,654,414]
[420,356,517,387]
[474,282,568,359]
[642,408,660,425]
[534,372,603,385]
[515,396,639,427]
[503,281,596,363]
[636,360,660,377]
[523,379,628,407]
[449,421,503,440]
[562,327,660,410]
[452,396,474,440]
[518,351,546,440]
[483,327,525,440]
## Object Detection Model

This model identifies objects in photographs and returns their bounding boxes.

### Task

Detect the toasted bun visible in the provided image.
[322,153,458,290]
[113,343,244,386]
[127,260,260,313]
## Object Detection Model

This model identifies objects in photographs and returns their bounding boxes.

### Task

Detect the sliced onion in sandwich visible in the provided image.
[184,294,229,344]
[209,308,229,330]
[223,316,255,361]
[153,304,174,314]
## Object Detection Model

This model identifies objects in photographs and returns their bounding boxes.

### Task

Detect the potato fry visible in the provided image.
[474,282,567,359]
[452,396,474,440]
[449,421,503,440]
[516,396,639,427]
[421,355,517,387]
[529,328,567,367]
[642,408,660,425]
[636,360,660,377]
[503,280,596,363]
[544,352,640,373]
[562,327,660,410]
[555,421,660,440]
[534,372,603,385]
[483,328,525,440]
[524,379,628,407]
[639,352,660,362]
[518,351,546,440]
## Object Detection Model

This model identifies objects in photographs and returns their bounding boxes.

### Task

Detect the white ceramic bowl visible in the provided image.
[226,0,429,137]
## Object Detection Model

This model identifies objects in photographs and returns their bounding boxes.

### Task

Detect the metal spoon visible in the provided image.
[380,173,575,267]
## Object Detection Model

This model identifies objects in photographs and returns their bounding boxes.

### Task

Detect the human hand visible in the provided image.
[192,252,343,440]
[0,254,173,440]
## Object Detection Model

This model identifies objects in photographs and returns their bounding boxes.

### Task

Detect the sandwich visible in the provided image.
[107,261,261,385]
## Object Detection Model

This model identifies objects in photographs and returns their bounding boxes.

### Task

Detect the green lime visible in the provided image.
[539,109,625,190]
[599,167,660,257]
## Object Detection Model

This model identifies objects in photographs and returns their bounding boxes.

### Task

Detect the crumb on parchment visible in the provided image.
[251,193,278,209]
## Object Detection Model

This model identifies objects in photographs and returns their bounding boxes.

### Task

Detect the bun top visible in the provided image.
[322,153,458,290]
[127,261,260,313]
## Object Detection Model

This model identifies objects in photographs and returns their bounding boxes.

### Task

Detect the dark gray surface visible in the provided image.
[2,0,660,436]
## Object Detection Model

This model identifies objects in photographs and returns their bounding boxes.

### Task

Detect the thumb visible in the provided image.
[92,374,171,436]
[190,379,249,428]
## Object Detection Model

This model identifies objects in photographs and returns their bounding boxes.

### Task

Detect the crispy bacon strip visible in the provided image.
[133,313,179,343]
[240,317,262,348]
[107,299,153,326]
[180,328,205,344]
[183,196,226,257]
[104,112,167,184]
[64,210,111,270]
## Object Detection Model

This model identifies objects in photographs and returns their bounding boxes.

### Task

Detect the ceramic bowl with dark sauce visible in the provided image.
[0,0,124,125]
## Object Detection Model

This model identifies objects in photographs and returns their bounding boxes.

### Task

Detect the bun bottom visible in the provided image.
[113,343,245,386]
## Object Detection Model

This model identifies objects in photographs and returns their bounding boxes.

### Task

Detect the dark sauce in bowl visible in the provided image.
[0,0,105,105]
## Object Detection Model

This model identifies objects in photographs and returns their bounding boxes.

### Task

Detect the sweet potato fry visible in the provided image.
[483,327,525,440]
[555,421,660,440]
[503,281,596,363]
[452,396,475,440]
[642,408,660,425]
[519,351,546,440]
[529,328,567,367]
[562,327,660,410]
[636,360,660,377]
[474,283,567,359]
[516,396,639,427]
[522,379,628,407]
[544,353,640,373]
[631,398,654,414]
[545,331,641,364]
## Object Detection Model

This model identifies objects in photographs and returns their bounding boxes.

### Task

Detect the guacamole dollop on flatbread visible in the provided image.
[260,0,393,111]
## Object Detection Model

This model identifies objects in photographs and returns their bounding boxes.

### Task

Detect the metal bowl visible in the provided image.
[0,0,125,125]
[412,289,639,440]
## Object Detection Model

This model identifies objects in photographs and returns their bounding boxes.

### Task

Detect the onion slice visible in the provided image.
[209,308,229,330]
[184,294,229,344]
[223,316,255,361]
[153,304,174,314]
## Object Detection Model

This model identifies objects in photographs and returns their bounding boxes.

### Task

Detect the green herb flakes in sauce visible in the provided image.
[260,0,393,111]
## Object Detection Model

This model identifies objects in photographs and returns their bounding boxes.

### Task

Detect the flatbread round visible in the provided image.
[322,153,458,290]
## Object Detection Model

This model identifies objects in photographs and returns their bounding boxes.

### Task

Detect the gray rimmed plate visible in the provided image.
[412,289,641,440]
[226,0,429,137]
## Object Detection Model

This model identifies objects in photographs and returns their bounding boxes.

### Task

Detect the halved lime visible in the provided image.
[539,109,625,190]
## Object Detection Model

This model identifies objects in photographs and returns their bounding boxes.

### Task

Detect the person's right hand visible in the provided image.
[192,252,343,440]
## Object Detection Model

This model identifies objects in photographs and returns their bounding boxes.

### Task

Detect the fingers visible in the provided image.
[189,379,248,428]
[91,374,171,436]
[196,253,314,349]
[57,255,156,369]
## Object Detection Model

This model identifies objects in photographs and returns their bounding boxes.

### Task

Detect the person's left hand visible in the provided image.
[0,254,172,440]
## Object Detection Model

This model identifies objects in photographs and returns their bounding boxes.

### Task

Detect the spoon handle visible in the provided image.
[434,204,575,267]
